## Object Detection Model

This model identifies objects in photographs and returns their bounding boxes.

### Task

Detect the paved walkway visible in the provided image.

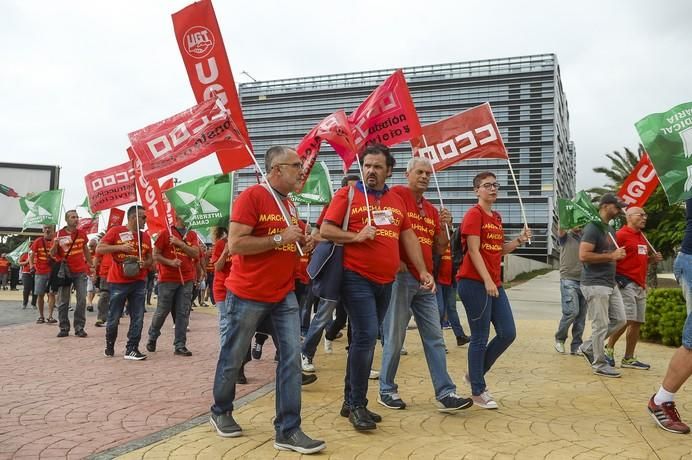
[1,272,691,459]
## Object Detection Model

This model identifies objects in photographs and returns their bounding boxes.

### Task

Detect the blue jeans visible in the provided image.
[674,252,692,315]
[302,298,338,359]
[458,279,516,396]
[555,279,588,353]
[211,291,302,437]
[341,269,392,408]
[436,282,466,337]
[106,280,146,351]
[216,295,228,346]
[380,271,456,400]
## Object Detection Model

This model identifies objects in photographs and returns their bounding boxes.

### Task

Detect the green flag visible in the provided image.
[5,239,30,265]
[290,161,333,205]
[18,189,64,228]
[164,173,233,230]
[557,191,602,229]
[635,101,692,204]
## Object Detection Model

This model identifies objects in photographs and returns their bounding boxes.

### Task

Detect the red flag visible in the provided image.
[172,0,254,173]
[410,103,508,172]
[128,97,245,179]
[77,217,99,234]
[84,161,136,212]
[346,69,422,169]
[127,148,171,237]
[296,110,356,190]
[617,152,660,208]
[160,178,178,225]
[107,208,125,229]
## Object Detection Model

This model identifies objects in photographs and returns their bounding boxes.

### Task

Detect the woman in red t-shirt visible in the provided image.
[456,171,531,410]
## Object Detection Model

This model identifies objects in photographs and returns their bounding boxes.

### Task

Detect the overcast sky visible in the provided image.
[1,0,691,214]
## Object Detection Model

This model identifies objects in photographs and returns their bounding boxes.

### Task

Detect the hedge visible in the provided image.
[640,288,687,347]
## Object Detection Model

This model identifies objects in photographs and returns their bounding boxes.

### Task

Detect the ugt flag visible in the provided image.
[410,103,508,171]
[290,161,333,205]
[128,97,245,179]
[18,189,63,228]
[557,191,602,230]
[164,173,233,230]
[6,239,30,265]
[616,152,659,208]
[635,101,692,204]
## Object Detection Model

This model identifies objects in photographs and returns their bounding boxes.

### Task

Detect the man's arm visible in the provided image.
[401,228,435,292]
[83,242,93,267]
[579,241,625,263]
[170,236,200,259]
[432,208,451,255]
[213,246,229,271]
[153,245,181,268]
[228,222,304,256]
[320,221,375,244]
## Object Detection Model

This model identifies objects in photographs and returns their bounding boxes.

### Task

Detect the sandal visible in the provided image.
[36,317,45,324]
[46,317,57,324]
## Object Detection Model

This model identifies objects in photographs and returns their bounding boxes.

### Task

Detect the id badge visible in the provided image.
[59,236,72,250]
[637,244,647,255]
[372,209,394,226]
[119,231,134,242]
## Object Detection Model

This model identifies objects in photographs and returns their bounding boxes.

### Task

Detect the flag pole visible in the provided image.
[642,232,658,253]
[306,203,311,233]
[421,135,451,241]
[133,182,142,263]
[354,154,372,226]
[242,143,304,256]
[506,158,531,245]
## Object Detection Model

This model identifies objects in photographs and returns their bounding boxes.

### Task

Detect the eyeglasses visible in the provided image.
[631,212,647,217]
[274,162,302,170]
[477,182,500,190]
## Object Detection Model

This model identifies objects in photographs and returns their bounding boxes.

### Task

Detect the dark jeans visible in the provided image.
[146,272,156,305]
[106,280,146,351]
[436,282,466,337]
[341,269,392,407]
[296,281,312,336]
[97,278,111,322]
[206,272,215,305]
[302,298,337,359]
[148,281,193,349]
[57,273,87,333]
[325,301,347,341]
[22,273,36,307]
[457,278,516,396]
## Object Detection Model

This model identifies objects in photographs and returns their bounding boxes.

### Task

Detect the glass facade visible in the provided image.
[237,54,575,262]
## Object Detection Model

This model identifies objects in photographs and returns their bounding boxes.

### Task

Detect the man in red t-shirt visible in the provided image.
[0,254,9,290]
[606,206,662,370]
[31,224,57,324]
[209,146,324,454]
[378,156,471,414]
[50,210,93,338]
[146,216,199,356]
[321,144,435,431]
[97,205,152,360]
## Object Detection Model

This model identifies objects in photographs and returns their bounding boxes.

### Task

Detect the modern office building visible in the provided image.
[237,54,575,262]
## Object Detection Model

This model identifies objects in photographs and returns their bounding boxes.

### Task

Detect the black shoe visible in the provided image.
[236,366,247,384]
[104,343,114,357]
[75,330,88,338]
[94,320,106,327]
[174,346,192,356]
[124,349,147,361]
[209,412,242,438]
[87,306,94,312]
[436,392,473,412]
[274,429,326,454]
[377,392,407,410]
[146,340,156,353]
[340,402,382,423]
[301,373,318,385]
[251,341,263,360]
[456,335,471,347]
[57,330,69,338]
[349,406,377,431]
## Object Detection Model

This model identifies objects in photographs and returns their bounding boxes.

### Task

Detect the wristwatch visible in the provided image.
[273,234,283,246]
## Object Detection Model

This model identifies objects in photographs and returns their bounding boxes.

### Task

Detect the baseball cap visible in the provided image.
[599,193,626,208]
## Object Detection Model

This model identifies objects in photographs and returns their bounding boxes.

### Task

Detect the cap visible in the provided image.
[599,193,626,208]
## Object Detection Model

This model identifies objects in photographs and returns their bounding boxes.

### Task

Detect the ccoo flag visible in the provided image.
[18,189,64,228]
[164,173,233,230]
[635,101,692,204]
[290,161,333,205]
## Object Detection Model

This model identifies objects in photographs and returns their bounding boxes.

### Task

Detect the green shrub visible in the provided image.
[640,288,686,347]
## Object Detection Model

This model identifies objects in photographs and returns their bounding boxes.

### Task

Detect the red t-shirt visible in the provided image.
[456,205,504,287]
[31,237,54,275]
[98,254,112,278]
[54,228,89,274]
[437,246,453,286]
[225,184,303,303]
[295,253,310,284]
[315,205,329,227]
[391,186,439,281]
[19,253,31,274]
[101,226,152,283]
[0,257,10,274]
[155,227,199,283]
[211,237,232,303]
[616,225,649,288]
[324,185,411,284]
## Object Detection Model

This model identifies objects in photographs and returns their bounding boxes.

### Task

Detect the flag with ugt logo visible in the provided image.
[616,152,659,208]
[635,101,692,204]
[128,97,245,179]
[410,103,508,171]
[164,173,233,230]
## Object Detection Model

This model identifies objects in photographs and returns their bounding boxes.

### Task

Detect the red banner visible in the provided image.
[617,152,660,208]
[160,178,178,225]
[77,217,99,234]
[84,161,136,212]
[410,103,508,172]
[346,69,421,169]
[296,110,356,190]
[127,148,171,237]
[128,97,244,179]
[107,208,125,229]
[172,0,254,173]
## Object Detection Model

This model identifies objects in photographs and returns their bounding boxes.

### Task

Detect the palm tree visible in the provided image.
[587,146,642,196]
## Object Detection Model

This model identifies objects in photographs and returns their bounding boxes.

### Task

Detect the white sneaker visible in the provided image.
[400,345,408,356]
[471,391,498,409]
[369,369,380,380]
[554,340,565,354]
[301,354,315,373]
[323,338,333,354]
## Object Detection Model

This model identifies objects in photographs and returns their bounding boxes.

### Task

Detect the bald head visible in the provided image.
[626,207,647,230]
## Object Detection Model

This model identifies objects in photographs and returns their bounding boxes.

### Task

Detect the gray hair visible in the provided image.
[265,146,295,171]
[406,156,433,173]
